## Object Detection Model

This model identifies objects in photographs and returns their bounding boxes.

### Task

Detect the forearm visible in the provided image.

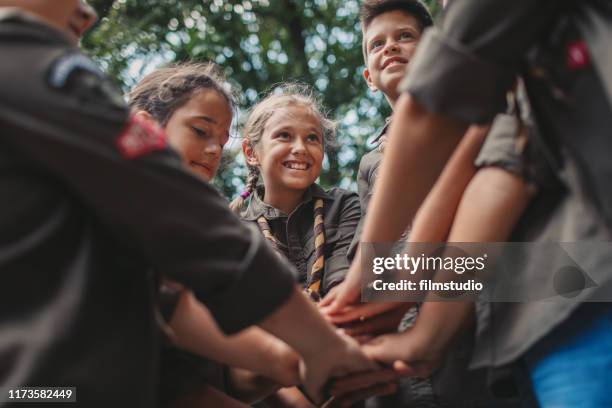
[415,167,532,350]
[258,287,343,359]
[409,125,488,243]
[361,95,467,244]
[170,290,295,378]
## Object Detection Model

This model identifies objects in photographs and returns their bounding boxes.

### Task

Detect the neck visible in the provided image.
[386,93,398,109]
[263,187,307,215]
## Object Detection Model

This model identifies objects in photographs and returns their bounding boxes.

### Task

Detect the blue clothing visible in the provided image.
[525,304,612,408]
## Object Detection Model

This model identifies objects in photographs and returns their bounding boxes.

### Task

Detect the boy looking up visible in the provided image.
[340,1,493,406]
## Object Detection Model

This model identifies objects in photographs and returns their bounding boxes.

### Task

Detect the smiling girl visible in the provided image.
[231,84,361,302]
[129,62,234,182]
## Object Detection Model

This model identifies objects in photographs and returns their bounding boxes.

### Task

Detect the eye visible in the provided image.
[369,39,384,51]
[400,31,415,40]
[191,126,207,138]
[306,133,321,143]
[276,131,291,140]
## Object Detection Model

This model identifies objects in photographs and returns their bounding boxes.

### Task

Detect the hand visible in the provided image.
[299,332,378,404]
[267,340,300,387]
[336,303,414,340]
[323,301,412,327]
[361,329,442,379]
[319,261,362,313]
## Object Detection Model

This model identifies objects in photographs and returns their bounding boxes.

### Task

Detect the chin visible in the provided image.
[282,178,315,191]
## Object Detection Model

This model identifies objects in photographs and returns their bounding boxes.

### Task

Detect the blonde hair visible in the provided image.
[229,83,336,213]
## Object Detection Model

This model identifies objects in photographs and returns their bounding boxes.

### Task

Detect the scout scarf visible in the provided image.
[256,199,326,302]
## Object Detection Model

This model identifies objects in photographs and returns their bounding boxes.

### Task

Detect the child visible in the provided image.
[337,1,491,406]
[231,84,361,302]
[129,64,312,407]
[229,84,364,406]
[0,2,377,405]
[352,0,433,231]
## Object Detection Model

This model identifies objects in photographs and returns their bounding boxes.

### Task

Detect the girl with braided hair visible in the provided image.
[230,84,363,406]
[231,84,361,302]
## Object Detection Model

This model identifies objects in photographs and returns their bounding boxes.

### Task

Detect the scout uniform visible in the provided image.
[400,0,612,401]
[240,184,360,297]
[0,11,295,407]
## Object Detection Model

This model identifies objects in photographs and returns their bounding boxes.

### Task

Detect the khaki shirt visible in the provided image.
[241,184,360,295]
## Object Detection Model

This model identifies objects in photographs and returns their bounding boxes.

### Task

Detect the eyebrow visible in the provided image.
[192,115,218,125]
[368,25,419,43]
[272,126,322,135]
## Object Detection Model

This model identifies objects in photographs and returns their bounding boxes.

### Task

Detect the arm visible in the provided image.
[323,124,489,331]
[321,191,361,294]
[169,289,299,386]
[323,0,561,312]
[359,166,532,376]
[0,46,376,403]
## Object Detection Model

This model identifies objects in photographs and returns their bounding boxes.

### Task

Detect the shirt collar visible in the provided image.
[370,116,392,145]
[241,184,332,221]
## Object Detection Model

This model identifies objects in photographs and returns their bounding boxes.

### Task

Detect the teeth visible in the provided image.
[284,162,308,170]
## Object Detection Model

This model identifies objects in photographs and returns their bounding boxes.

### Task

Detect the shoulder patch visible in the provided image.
[116,115,168,159]
[47,52,105,89]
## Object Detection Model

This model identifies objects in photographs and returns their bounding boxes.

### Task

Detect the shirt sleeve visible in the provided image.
[0,41,296,334]
[347,157,370,261]
[322,192,362,294]
[399,0,561,124]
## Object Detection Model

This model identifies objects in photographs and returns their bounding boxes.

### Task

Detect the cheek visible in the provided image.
[167,132,198,162]
[310,146,325,168]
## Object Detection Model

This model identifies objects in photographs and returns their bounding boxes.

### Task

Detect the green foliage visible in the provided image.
[83,0,441,198]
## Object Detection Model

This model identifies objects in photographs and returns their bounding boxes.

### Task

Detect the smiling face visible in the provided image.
[246,104,324,196]
[164,89,233,181]
[363,10,422,106]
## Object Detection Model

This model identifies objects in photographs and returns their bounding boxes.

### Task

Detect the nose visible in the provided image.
[74,1,98,34]
[291,137,307,156]
[383,40,400,55]
[203,141,222,158]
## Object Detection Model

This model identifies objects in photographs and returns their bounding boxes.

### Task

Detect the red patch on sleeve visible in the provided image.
[116,115,168,159]
[566,40,590,71]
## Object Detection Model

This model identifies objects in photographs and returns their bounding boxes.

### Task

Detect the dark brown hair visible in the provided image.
[360,0,433,62]
[128,61,236,126]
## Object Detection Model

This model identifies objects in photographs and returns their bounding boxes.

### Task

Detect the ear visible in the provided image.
[242,139,259,167]
[363,67,378,92]
[133,110,156,125]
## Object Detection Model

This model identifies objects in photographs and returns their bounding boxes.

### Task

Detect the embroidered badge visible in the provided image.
[47,52,104,89]
[116,115,167,159]
[566,40,590,71]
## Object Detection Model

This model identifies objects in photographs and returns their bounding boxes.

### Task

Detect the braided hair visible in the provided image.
[230,83,336,300]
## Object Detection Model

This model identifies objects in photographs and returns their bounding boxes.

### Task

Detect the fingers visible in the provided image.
[361,334,406,365]
[339,306,409,337]
[318,285,339,307]
[330,368,399,396]
[320,264,362,312]
[325,302,407,325]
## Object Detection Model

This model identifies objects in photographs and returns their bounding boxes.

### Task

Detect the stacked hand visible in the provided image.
[315,262,452,405]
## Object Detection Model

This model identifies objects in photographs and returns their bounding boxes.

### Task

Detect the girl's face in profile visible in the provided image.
[253,104,324,194]
[164,89,233,181]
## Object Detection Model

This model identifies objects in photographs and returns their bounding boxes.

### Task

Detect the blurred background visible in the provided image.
[82,0,441,198]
